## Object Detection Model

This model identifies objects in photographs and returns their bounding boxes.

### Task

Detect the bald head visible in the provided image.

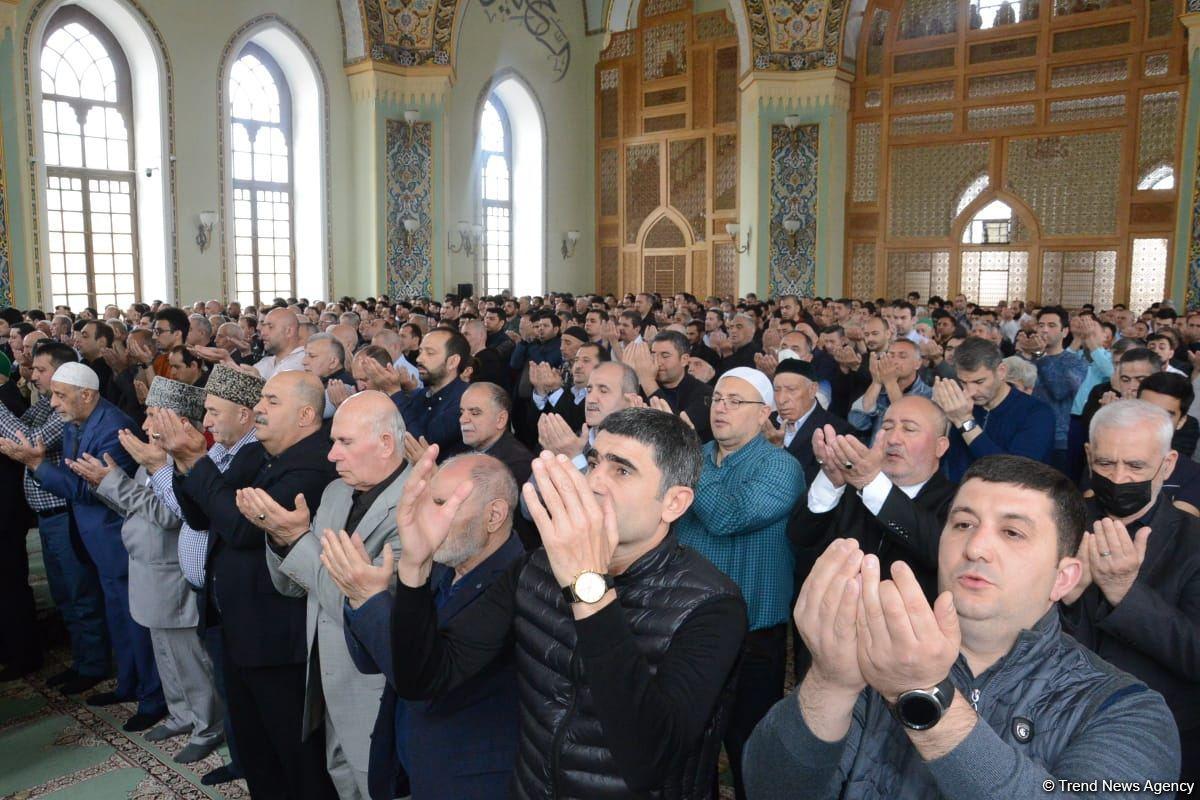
[330,390,406,489]
[877,395,949,486]
[428,453,519,571]
[262,307,301,357]
[371,329,403,361]
[253,370,325,455]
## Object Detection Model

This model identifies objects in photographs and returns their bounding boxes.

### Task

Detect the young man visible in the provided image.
[932,337,1055,482]
[744,455,1181,799]
[388,409,746,798]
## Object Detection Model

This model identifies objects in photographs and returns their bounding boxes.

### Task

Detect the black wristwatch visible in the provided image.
[890,676,956,730]
[959,419,977,434]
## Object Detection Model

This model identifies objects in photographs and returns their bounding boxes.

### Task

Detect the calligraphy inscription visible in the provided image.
[478,0,571,81]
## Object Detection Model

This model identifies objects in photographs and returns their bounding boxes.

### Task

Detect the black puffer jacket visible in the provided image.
[511,536,741,800]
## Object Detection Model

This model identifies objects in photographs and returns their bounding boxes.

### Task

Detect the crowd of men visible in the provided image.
[0,288,1195,800]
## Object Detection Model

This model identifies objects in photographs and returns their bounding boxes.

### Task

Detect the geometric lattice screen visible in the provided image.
[596,0,738,296]
[850,0,1185,308]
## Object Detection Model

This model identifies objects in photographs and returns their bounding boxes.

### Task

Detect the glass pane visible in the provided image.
[230,52,282,124]
[480,100,505,152]
[1130,238,1168,315]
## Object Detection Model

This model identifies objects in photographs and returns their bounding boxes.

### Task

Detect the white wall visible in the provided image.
[10,0,353,304]
[444,0,601,296]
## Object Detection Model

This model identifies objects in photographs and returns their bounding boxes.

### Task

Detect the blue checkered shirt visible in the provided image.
[675,435,806,631]
[149,428,258,588]
[0,396,67,513]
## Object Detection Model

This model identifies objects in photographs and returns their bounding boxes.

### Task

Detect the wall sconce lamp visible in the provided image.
[404,109,420,125]
[725,223,751,254]
[401,217,420,248]
[561,229,580,259]
[782,218,802,248]
[783,114,802,145]
[196,211,217,253]
[448,220,484,257]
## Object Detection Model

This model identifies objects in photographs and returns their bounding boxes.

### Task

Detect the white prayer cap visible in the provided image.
[51,361,99,391]
[717,367,775,412]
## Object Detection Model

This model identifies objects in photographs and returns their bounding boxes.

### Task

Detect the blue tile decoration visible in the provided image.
[769,122,819,297]
[0,145,11,307]
[385,118,433,300]
[1188,142,1200,308]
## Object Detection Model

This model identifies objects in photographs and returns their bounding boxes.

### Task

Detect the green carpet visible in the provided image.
[0,531,247,800]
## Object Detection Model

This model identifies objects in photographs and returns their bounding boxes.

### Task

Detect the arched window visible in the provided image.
[40,7,138,310]
[480,97,513,295]
[230,43,293,306]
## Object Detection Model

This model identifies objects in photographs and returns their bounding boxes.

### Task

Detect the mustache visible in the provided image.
[254,415,268,425]
[884,445,904,457]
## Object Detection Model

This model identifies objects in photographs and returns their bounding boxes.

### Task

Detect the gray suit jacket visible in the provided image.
[264,467,409,773]
[94,465,198,629]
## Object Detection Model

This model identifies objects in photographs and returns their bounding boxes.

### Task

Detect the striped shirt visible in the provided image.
[150,427,258,588]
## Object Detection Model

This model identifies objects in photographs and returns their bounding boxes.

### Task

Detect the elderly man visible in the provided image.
[537,360,640,469]
[254,307,306,379]
[141,363,261,786]
[796,395,956,602]
[325,453,525,800]
[848,339,932,443]
[0,342,108,692]
[716,312,760,376]
[1064,400,1200,784]
[746,455,1180,798]
[214,322,254,365]
[932,337,1055,482]
[234,391,410,799]
[163,370,339,800]
[389,410,746,797]
[75,378,223,763]
[460,381,533,486]
[675,367,804,800]
[520,341,603,447]
[772,358,852,485]
[303,333,354,418]
[4,362,166,729]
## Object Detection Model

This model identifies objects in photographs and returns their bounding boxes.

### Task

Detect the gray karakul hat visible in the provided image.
[146,376,207,422]
[205,363,265,409]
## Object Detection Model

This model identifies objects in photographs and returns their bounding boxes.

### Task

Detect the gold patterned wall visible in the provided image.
[847,0,1186,308]
[595,1,739,297]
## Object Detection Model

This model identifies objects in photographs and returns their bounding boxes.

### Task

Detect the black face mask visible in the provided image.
[1091,461,1162,519]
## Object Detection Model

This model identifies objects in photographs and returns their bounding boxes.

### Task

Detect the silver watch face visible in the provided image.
[574,572,608,603]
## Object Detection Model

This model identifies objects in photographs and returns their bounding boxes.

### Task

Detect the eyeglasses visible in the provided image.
[153,327,172,335]
[705,394,766,410]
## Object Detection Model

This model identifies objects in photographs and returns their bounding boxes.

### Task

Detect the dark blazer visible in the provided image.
[716,342,759,376]
[470,348,509,390]
[107,365,147,429]
[344,533,524,800]
[652,373,714,443]
[783,404,854,486]
[174,429,338,667]
[792,470,956,601]
[0,382,31,525]
[516,387,584,451]
[483,431,538,550]
[482,430,534,488]
[1063,496,1200,734]
[33,398,137,578]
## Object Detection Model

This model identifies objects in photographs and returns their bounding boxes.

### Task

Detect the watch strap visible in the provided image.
[891,675,956,730]
[561,572,615,604]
